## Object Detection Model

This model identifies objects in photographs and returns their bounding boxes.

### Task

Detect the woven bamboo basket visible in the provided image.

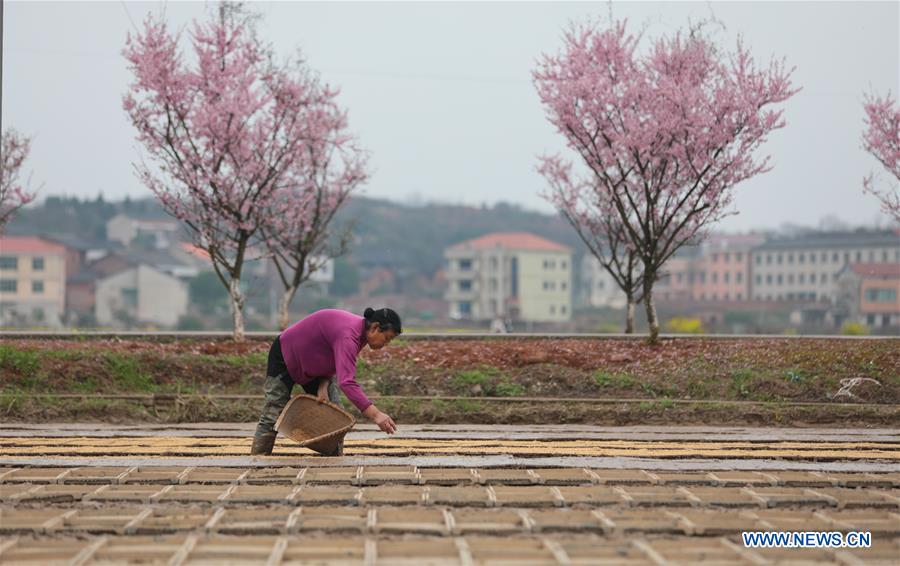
[274,394,356,455]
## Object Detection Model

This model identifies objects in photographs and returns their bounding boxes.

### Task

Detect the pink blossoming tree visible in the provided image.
[263,90,368,330]
[0,129,37,234]
[861,92,900,222]
[535,20,798,342]
[539,156,644,333]
[123,3,335,339]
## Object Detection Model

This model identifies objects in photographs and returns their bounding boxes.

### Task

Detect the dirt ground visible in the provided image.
[1,336,897,425]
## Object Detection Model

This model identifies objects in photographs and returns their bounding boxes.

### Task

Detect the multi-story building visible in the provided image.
[579,255,628,309]
[835,263,900,329]
[106,213,181,249]
[444,232,572,322]
[750,230,900,303]
[95,263,188,328]
[0,236,67,326]
[655,248,699,303]
[691,234,766,301]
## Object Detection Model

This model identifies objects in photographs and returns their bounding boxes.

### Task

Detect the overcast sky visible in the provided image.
[3,1,898,231]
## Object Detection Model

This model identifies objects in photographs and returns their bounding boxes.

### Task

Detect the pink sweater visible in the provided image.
[279,309,372,412]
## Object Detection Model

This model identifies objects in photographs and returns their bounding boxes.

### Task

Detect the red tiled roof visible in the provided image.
[850,263,900,278]
[450,232,569,252]
[180,243,210,260]
[0,236,67,255]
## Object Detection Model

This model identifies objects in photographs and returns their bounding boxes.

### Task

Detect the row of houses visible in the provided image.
[445,229,899,329]
[0,211,339,329]
[0,235,201,327]
[2,222,898,330]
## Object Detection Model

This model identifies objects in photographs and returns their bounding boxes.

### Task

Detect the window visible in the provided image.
[712,253,718,263]
[755,275,762,285]
[724,253,730,262]
[561,260,567,270]
[809,253,816,264]
[766,254,772,265]
[0,279,16,292]
[832,252,838,262]
[712,273,718,284]
[561,281,567,291]
[32,257,45,271]
[549,305,556,315]
[489,257,498,271]
[699,272,706,284]
[766,275,773,284]
[724,272,730,283]
[883,250,889,262]
[122,288,138,307]
[32,281,44,293]
[510,257,518,297]
[787,274,794,284]
[712,293,718,300]
[756,255,762,265]
[676,273,683,283]
[856,251,862,262]
[821,252,827,263]
[798,253,805,264]
[868,250,875,261]
[787,254,793,264]
[489,279,498,292]
[736,293,742,300]
[777,254,783,265]
[543,259,556,270]
[737,272,743,283]
[866,288,897,302]
[459,280,473,292]
[597,280,605,289]
[0,257,17,270]
[776,274,783,285]
[798,274,805,284]
[736,253,743,262]
[844,252,850,264]
[561,305,567,314]
[458,259,472,271]
[458,302,472,315]
[724,292,730,300]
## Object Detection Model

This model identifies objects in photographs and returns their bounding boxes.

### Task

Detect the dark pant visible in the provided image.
[254,337,340,439]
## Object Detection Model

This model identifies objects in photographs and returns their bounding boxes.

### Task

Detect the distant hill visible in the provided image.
[336,196,587,276]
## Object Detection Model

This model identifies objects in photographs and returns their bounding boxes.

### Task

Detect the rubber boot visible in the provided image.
[250,432,277,456]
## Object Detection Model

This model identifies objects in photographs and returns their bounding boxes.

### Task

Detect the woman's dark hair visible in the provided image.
[364,307,402,335]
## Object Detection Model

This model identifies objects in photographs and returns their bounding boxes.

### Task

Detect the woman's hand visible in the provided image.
[316,380,330,403]
[373,411,397,435]
[363,404,397,434]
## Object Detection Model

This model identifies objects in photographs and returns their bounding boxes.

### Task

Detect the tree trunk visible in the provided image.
[228,278,245,341]
[624,299,635,334]
[278,285,298,331]
[642,281,659,345]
